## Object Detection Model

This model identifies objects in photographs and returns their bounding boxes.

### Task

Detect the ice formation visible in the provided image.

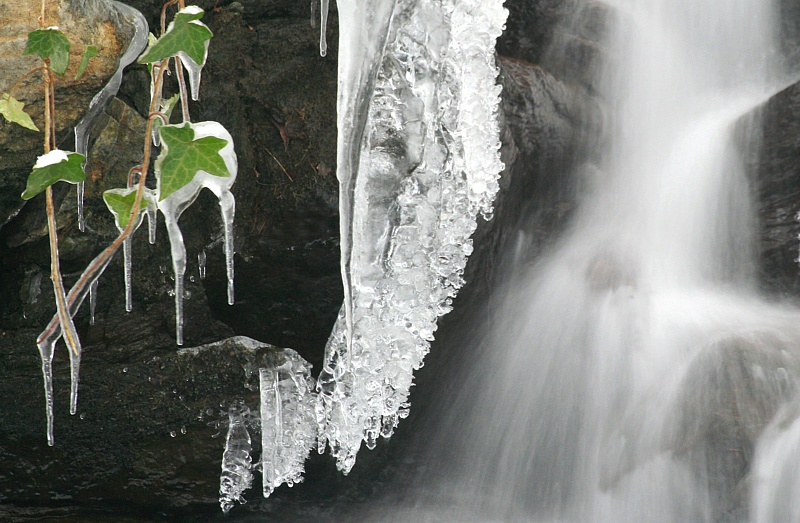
[219,407,254,514]
[73,1,149,231]
[319,0,329,57]
[154,121,237,345]
[35,2,150,447]
[316,0,507,472]
[260,354,318,498]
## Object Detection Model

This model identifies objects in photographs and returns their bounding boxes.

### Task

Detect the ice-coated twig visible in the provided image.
[73,1,149,231]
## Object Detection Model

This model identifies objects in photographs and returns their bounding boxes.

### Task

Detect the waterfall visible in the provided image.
[380,0,800,521]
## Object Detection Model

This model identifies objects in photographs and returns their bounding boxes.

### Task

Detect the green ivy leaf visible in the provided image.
[103,188,155,229]
[24,28,71,76]
[0,93,39,131]
[137,6,212,66]
[155,122,231,201]
[75,45,98,80]
[22,150,86,200]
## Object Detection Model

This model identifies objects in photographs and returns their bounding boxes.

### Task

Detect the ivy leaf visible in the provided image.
[0,93,39,131]
[22,150,86,200]
[155,122,231,201]
[103,188,155,229]
[75,45,98,79]
[137,6,212,66]
[24,28,71,76]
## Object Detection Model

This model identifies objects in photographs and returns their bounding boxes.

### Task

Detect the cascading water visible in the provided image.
[379,0,800,521]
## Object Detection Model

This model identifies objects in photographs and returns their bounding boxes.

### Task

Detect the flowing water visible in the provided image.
[380,0,800,521]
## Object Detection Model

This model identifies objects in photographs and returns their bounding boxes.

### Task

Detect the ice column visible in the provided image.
[260,354,318,498]
[317,0,507,472]
[219,407,254,514]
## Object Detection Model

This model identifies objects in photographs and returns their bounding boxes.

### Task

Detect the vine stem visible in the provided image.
[37,61,169,347]
[37,0,81,358]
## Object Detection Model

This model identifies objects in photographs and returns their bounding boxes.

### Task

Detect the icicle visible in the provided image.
[123,236,133,312]
[319,0,329,57]
[219,407,253,514]
[89,279,98,325]
[68,339,81,415]
[155,121,237,344]
[177,51,206,101]
[77,182,86,232]
[146,203,157,244]
[198,250,207,279]
[317,0,507,471]
[310,0,317,28]
[73,1,149,230]
[37,339,56,447]
[220,192,235,304]
[262,367,281,498]
[164,214,187,345]
[259,353,317,499]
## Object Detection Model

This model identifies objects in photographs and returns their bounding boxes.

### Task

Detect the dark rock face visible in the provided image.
[752,80,800,296]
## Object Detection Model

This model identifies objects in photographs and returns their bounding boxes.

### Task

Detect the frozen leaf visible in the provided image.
[155,122,231,201]
[103,188,155,229]
[75,45,98,79]
[24,28,71,76]
[137,6,212,67]
[22,150,86,200]
[0,93,39,131]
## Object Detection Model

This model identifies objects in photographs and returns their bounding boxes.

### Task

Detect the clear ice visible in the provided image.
[73,1,149,231]
[219,407,254,514]
[155,121,237,345]
[317,0,506,472]
[260,354,318,498]
[319,0,329,57]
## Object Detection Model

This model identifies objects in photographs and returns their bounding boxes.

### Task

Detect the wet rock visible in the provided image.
[750,80,800,296]
[0,332,309,518]
[465,55,605,290]
[0,0,132,227]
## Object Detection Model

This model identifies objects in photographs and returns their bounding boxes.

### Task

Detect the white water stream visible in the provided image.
[383,0,800,521]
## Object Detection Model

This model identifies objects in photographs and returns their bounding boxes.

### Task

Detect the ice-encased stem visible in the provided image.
[219,408,253,514]
[73,1,149,231]
[38,340,56,447]
[123,237,133,312]
[89,279,98,325]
